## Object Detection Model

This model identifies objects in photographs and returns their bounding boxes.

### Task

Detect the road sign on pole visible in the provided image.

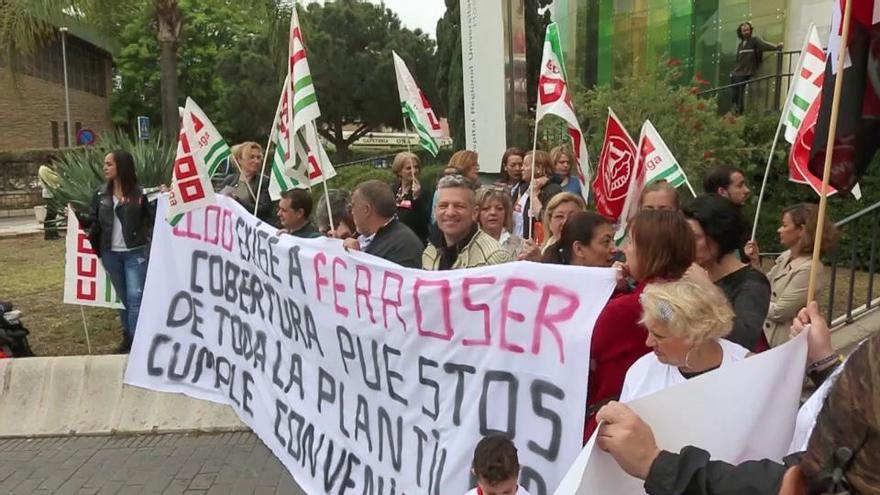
[137,116,150,141]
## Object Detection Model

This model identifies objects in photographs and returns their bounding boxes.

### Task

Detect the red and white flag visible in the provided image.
[536,22,591,204]
[592,108,638,221]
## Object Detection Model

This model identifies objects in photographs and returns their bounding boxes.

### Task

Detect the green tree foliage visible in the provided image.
[573,64,748,188]
[111,0,277,142]
[297,0,437,162]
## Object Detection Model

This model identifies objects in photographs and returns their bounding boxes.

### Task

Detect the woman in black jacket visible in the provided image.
[78,150,155,352]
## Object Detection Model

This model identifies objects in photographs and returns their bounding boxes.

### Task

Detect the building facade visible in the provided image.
[552,1,830,95]
[0,28,113,151]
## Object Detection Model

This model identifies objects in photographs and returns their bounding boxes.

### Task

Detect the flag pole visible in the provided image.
[527,120,540,241]
[402,116,413,154]
[807,0,852,301]
[751,24,814,241]
[682,176,698,198]
[310,126,335,232]
[254,91,283,217]
[750,119,786,240]
[79,306,92,354]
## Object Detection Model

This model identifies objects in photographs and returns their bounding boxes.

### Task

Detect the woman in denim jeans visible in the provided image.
[78,150,155,353]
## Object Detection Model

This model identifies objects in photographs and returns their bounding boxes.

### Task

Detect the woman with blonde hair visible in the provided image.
[390,151,430,243]
[541,192,586,252]
[762,203,839,347]
[220,141,275,225]
[620,276,746,402]
[585,210,695,440]
[476,186,524,258]
[550,145,582,196]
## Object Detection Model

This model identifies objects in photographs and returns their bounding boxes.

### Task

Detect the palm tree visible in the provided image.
[0,0,182,142]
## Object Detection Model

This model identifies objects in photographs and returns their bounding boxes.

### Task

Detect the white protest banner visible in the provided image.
[556,332,808,494]
[63,208,123,309]
[125,195,616,495]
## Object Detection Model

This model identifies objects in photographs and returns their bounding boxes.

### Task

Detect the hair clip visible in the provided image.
[657,301,674,322]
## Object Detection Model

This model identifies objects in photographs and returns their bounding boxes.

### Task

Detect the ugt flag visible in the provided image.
[613,120,695,242]
[536,22,591,204]
[592,108,637,221]
[808,0,880,194]
[393,51,442,156]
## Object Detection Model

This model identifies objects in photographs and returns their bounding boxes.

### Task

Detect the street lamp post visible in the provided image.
[59,26,73,147]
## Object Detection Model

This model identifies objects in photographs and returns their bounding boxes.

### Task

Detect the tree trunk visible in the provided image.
[159,40,179,143]
[155,0,182,143]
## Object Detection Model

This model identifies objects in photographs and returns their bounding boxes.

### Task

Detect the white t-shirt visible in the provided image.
[465,486,531,495]
[110,196,129,252]
[620,339,750,402]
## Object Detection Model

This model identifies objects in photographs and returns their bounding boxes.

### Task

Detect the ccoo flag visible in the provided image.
[393,51,442,156]
[592,108,638,221]
[166,98,227,225]
[286,6,336,188]
[536,22,591,204]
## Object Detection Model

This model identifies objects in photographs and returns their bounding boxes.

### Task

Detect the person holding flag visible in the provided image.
[75,150,155,353]
[220,142,275,225]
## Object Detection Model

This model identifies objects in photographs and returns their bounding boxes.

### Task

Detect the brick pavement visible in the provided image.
[0,432,305,494]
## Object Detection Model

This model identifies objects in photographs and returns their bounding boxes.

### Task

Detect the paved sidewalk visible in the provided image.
[0,433,304,494]
[0,214,41,237]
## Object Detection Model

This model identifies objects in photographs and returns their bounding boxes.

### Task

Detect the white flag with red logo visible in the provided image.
[393,51,442,156]
[536,22,591,204]
[285,6,336,187]
[166,101,220,225]
[592,108,637,221]
[63,208,123,309]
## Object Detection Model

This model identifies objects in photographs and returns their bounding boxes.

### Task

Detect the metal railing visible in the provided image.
[760,201,880,328]
[698,49,801,113]
[825,202,880,327]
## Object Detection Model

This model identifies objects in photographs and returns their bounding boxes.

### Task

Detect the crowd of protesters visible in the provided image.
[70,141,876,494]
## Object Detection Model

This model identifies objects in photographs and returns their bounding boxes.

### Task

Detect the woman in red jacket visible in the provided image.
[584,210,695,441]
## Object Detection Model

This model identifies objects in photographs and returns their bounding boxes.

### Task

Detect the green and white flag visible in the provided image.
[640,120,695,195]
[536,22,591,204]
[166,97,228,225]
[613,119,695,243]
[184,97,231,177]
[268,75,308,200]
[392,51,442,156]
[268,76,336,200]
[783,24,824,144]
[284,6,336,187]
